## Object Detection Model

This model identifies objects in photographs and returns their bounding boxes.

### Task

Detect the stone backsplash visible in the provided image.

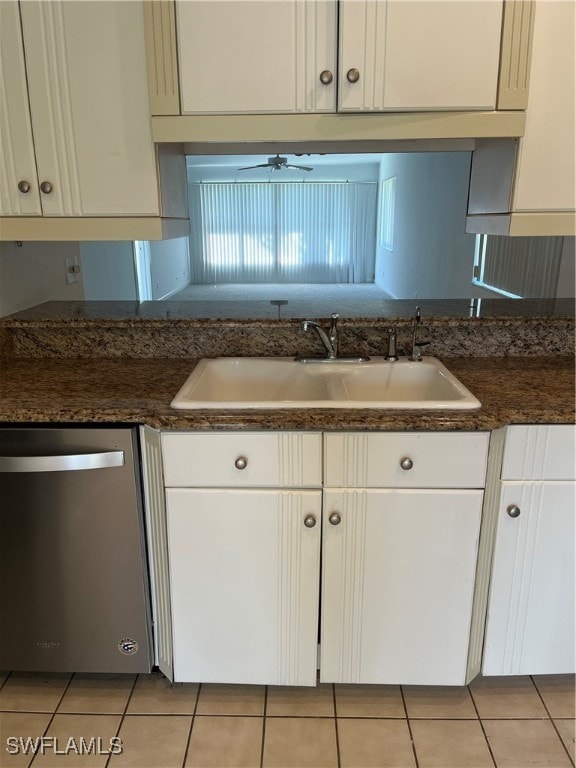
[1,301,573,359]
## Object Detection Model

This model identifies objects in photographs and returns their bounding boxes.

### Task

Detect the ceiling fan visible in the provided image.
[238,154,313,172]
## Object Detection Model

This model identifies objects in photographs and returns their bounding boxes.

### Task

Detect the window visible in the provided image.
[188,181,377,284]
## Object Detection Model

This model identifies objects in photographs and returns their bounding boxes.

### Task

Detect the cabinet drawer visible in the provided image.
[502,426,576,481]
[324,432,489,488]
[161,432,322,488]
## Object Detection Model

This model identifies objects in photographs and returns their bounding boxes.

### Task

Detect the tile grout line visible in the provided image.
[259,684,268,768]
[0,671,12,692]
[399,685,420,768]
[467,683,498,768]
[181,680,201,768]
[530,675,576,767]
[28,673,75,768]
[332,684,342,768]
[104,672,139,768]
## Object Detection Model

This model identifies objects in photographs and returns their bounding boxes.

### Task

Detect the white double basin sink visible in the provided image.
[171,356,481,410]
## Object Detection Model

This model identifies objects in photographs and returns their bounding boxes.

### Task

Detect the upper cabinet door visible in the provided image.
[512,0,575,212]
[339,0,504,112]
[176,0,337,114]
[0,1,42,216]
[19,1,159,216]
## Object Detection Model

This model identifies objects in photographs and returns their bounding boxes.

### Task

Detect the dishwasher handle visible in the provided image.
[0,451,125,473]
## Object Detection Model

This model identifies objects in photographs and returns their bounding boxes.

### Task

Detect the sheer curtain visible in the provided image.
[188,182,377,284]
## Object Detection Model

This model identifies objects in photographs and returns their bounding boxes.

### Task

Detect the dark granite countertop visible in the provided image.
[0,356,573,431]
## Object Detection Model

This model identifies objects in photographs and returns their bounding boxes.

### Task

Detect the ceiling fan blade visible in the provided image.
[237,163,269,170]
[285,164,314,171]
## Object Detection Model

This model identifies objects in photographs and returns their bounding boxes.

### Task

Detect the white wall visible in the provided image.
[375,153,479,299]
[149,237,191,299]
[0,241,84,317]
[79,242,138,300]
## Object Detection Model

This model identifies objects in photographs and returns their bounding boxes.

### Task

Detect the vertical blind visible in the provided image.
[188,182,377,284]
[481,235,564,298]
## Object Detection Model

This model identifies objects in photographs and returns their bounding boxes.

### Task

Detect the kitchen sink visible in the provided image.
[170,356,481,409]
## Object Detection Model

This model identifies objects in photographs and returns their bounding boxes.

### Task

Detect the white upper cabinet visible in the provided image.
[338,0,503,112]
[467,1,575,235]
[0,2,42,216]
[177,0,337,114]
[175,0,504,115]
[1,1,161,217]
[511,0,575,213]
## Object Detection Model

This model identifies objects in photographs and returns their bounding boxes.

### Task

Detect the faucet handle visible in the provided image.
[409,340,431,362]
[328,313,339,354]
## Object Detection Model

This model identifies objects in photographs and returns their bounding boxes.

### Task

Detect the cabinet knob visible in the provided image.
[507,504,521,518]
[319,70,333,85]
[40,181,53,194]
[304,514,317,528]
[17,180,31,194]
[234,456,248,470]
[346,68,360,83]
[328,512,341,526]
[400,457,414,471]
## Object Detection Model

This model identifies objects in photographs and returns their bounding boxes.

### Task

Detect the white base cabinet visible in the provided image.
[321,432,489,685]
[321,489,484,685]
[162,432,323,685]
[482,425,575,676]
[161,430,490,685]
[167,488,321,685]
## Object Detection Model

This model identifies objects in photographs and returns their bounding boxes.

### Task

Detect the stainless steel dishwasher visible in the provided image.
[0,427,153,673]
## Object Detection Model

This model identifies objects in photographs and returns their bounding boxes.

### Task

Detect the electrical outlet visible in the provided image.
[64,255,81,285]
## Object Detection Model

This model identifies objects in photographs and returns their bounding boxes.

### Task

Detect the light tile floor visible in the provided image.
[0,672,573,768]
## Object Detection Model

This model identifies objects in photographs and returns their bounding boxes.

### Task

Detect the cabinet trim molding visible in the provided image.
[497,0,535,110]
[140,426,173,681]
[144,0,180,116]
[277,491,321,686]
[0,216,190,241]
[466,211,576,237]
[151,111,526,144]
[321,491,368,683]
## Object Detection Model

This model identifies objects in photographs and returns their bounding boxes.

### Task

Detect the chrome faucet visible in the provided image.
[301,313,339,360]
[384,327,399,361]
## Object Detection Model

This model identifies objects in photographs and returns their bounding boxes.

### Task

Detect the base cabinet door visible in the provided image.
[320,489,483,685]
[166,488,321,685]
[483,481,575,675]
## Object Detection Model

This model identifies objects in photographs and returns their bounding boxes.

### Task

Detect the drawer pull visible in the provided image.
[346,67,360,83]
[234,456,248,470]
[328,512,341,526]
[400,457,414,471]
[507,504,521,518]
[304,514,317,528]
